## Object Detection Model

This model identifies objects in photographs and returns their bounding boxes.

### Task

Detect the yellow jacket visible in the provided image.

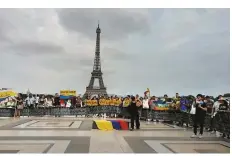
[91,100,98,106]
[99,99,106,105]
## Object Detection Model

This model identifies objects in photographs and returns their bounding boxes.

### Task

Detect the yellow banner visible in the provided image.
[0,90,17,99]
[60,90,76,96]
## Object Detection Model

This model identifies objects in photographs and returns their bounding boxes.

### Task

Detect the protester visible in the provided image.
[35,95,39,108]
[210,96,222,133]
[218,97,229,138]
[205,96,214,114]
[14,93,24,118]
[191,94,207,138]
[54,93,60,107]
[129,96,140,131]
[218,97,229,111]
[66,99,72,108]
[142,95,149,121]
[204,96,214,131]
[38,95,45,107]
[25,94,35,109]
[76,96,82,107]
[44,96,52,107]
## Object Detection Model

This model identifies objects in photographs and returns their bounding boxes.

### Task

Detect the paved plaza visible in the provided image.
[0,117,229,153]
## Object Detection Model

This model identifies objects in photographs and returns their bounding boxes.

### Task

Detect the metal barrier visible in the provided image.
[0,107,229,135]
[0,108,15,117]
[214,111,230,137]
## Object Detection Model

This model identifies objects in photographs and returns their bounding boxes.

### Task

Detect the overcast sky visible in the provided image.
[0,8,230,96]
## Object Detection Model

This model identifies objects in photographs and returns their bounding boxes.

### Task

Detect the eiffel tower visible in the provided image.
[85,23,107,97]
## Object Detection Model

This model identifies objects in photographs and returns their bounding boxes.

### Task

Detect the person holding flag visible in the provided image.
[144,88,150,98]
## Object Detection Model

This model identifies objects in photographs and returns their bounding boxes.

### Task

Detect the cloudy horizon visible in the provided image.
[0,8,230,97]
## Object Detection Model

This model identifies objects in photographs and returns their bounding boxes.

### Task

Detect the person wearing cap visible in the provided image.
[218,97,229,111]
[191,94,207,139]
[218,97,229,138]
[210,97,229,137]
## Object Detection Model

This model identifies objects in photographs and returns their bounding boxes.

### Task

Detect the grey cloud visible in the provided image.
[0,18,14,43]
[57,9,151,40]
[0,8,230,96]
[3,41,65,56]
[39,54,94,73]
[102,47,131,60]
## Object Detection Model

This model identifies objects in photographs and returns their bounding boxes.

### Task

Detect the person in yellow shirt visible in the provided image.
[102,97,106,106]
[99,97,105,106]
[91,97,98,106]
[110,96,115,106]
[105,97,110,106]
[114,97,121,115]
[85,96,92,107]
[115,97,122,106]
[113,96,118,106]
[123,97,130,107]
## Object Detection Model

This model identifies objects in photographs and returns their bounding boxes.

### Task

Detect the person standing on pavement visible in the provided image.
[205,96,214,131]
[218,98,229,111]
[76,96,82,108]
[210,95,222,133]
[191,94,207,138]
[38,95,45,107]
[25,94,35,109]
[35,95,39,108]
[142,95,150,121]
[14,93,24,118]
[129,96,140,131]
[218,97,229,138]
[54,93,60,107]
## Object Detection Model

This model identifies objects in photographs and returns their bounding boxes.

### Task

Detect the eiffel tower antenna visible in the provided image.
[85,23,107,97]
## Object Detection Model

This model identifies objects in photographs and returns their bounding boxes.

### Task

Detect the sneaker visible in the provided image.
[199,134,203,139]
[130,128,134,131]
[191,134,197,138]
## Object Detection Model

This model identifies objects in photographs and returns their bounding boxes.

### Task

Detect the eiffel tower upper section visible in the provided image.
[85,23,107,96]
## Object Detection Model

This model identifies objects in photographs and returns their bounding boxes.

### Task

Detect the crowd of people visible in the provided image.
[0,92,229,137]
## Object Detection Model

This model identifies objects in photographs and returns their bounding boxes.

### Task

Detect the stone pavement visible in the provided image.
[0,117,229,153]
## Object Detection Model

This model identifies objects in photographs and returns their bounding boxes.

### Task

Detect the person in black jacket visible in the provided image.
[54,93,60,107]
[191,94,207,138]
[129,96,140,131]
[53,93,60,117]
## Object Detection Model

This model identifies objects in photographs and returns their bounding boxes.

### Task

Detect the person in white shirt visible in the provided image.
[44,96,53,116]
[25,94,35,109]
[211,96,223,134]
[45,97,53,107]
[142,96,150,121]
[66,99,71,108]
